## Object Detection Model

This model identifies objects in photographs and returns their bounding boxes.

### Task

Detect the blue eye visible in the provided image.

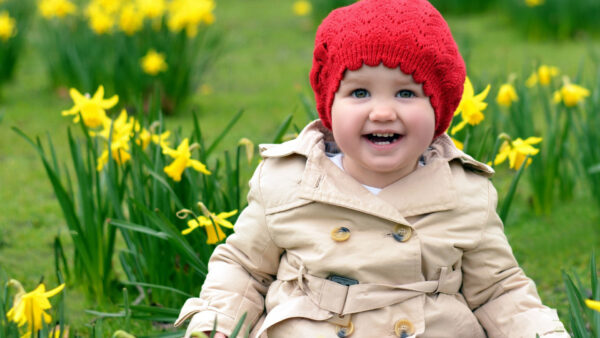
[351,89,369,98]
[397,90,415,98]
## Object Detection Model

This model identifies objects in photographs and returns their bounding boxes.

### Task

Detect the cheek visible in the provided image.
[412,108,435,135]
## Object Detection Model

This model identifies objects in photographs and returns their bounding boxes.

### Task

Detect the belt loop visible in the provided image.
[436,266,448,293]
[436,266,461,294]
[297,264,306,293]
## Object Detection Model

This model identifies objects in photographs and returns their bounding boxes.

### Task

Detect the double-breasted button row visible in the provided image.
[333,318,413,337]
[331,225,413,243]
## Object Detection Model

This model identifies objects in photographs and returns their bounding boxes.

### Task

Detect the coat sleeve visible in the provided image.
[461,180,569,338]
[174,162,283,337]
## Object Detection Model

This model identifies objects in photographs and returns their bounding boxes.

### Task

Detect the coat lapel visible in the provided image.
[297,142,411,225]
[377,159,458,217]
[260,121,486,222]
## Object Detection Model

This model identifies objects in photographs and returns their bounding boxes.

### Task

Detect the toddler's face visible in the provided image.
[331,64,435,188]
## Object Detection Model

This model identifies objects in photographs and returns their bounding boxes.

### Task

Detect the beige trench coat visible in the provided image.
[175,121,568,338]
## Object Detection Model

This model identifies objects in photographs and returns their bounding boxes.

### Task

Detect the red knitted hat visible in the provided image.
[309,0,466,139]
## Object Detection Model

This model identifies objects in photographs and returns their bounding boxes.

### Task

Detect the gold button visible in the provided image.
[335,321,354,337]
[393,224,412,242]
[331,226,351,242]
[394,319,415,337]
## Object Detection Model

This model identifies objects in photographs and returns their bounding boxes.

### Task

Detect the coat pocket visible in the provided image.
[424,293,485,338]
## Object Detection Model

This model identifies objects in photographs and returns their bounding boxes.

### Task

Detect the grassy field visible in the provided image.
[0,0,599,334]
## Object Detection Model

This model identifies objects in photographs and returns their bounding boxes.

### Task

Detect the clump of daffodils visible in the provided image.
[38,0,216,37]
[60,85,213,182]
[38,0,77,19]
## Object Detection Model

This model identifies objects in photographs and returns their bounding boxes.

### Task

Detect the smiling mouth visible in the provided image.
[364,133,402,145]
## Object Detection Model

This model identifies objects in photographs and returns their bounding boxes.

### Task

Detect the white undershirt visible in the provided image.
[328,153,383,195]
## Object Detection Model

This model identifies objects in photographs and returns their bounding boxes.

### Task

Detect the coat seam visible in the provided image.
[256,159,281,266]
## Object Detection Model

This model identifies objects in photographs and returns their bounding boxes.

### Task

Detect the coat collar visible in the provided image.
[260,120,494,221]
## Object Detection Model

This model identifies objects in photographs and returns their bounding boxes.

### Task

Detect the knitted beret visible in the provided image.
[309,0,466,139]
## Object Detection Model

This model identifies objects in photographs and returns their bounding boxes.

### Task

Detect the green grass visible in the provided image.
[0,1,599,335]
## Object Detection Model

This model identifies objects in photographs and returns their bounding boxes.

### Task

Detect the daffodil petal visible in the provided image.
[474,84,491,102]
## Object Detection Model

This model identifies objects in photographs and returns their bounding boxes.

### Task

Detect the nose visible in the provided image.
[369,101,397,122]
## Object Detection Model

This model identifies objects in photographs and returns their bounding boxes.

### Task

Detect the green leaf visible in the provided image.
[110,219,170,240]
[129,305,181,317]
[272,114,293,144]
[121,281,193,298]
[588,163,600,175]
[85,310,126,318]
[205,109,244,157]
[229,313,247,338]
[299,92,318,121]
[137,331,186,338]
[563,271,589,336]
[499,154,530,223]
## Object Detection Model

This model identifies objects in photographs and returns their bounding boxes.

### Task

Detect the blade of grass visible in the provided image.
[110,220,170,240]
[563,271,588,336]
[272,114,293,144]
[121,281,193,298]
[205,109,244,157]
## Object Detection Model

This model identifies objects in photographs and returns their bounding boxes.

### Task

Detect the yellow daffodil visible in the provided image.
[586,299,600,312]
[93,109,135,170]
[451,137,464,151]
[525,0,544,7]
[86,4,114,34]
[526,65,559,87]
[238,138,254,164]
[61,85,118,128]
[137,0,166,19]
[0,11,16,42]
[163,138,211,181]
[180,202,237,244]
[6,280,65,335]
[137,127,171,150]
[451,77,490,134]
[38,0,77,19]
[94,109,134,142]
[141,49,167,75]
[293,1,312,16]
[119,4,143,35]
[553,78,590,107]
[493,136,542,169]
[496,83,518,108]
[96,141,131,170]
[167,0,215,37]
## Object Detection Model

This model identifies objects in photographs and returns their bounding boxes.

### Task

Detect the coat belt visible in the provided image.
[277,261,461,315]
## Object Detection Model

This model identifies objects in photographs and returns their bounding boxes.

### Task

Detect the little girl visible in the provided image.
[175,0,569,336]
